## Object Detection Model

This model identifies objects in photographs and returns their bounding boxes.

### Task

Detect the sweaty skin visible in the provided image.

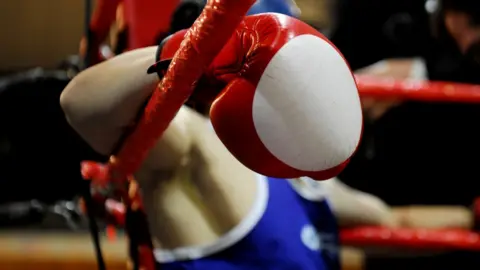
[137,106,258,248]
[61,47,257,249]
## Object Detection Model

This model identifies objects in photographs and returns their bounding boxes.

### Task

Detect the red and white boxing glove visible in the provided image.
[150,13,363,180]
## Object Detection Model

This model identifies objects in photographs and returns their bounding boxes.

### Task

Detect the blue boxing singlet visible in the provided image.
[248,0,300,17]
[155,175,340,270]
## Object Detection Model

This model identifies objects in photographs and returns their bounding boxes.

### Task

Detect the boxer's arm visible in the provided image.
[393,206,473,229]
[61,46,159,155]
[324,178,398,227]
[357,58,427,120]
[355,58,427,80]
[326,178,473,229]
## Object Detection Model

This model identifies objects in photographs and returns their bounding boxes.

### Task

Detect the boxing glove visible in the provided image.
[149,13,362,180]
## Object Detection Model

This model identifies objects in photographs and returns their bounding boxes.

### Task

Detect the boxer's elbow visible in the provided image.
[60,76,86,126]
[60,68,109,125]
[326,179,396,227]
[60,75,105,151]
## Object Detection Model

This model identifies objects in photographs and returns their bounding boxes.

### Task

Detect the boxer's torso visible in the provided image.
[135,107,258,249]
[154,176,339,270]
[131,107,339,269]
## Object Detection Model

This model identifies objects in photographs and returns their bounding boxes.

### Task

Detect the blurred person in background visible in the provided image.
[80,0,181,64]
[329,0,480,83]
[329,0,430,72]
[81,0,301,62]
[329,0,480,81]
[438,0,480,67]
[329,0,480,209]
[329,0,480,269]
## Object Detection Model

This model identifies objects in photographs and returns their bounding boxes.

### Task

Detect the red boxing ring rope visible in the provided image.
[356,75,480,103]
[341,227,480,251]
[344,75,480,251]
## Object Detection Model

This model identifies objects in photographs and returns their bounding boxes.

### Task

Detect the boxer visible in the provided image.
[62,13,364,269]
[352,0,480,86]
[441,0,480,64]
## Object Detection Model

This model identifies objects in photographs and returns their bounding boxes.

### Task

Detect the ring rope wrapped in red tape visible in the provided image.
[81,0,257,269]
[111,0,257,180]
[341,226,480,251]
[355,75,480,103]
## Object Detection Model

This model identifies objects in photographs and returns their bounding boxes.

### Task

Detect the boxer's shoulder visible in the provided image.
[157,106,202,150]
[173,106,213,143]
[163,106,216,155]
[142,106,198,170]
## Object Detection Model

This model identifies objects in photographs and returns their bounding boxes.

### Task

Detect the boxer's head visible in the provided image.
[170,0,205,33]
[148,29,217,116]
[148,30,188,77]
